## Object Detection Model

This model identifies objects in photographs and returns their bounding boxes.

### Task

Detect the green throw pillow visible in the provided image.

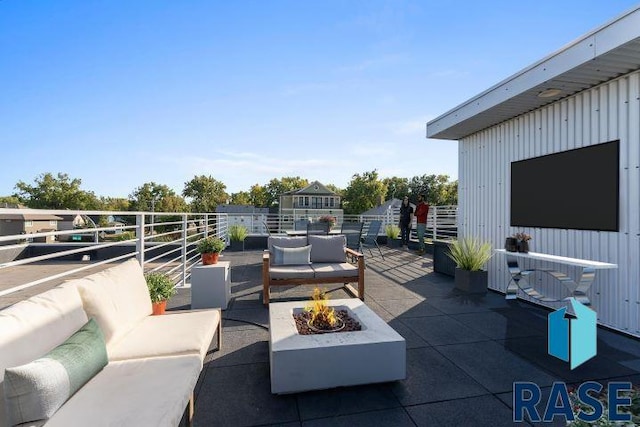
[3,318,108,426]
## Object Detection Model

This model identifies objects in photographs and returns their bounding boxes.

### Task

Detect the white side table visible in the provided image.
[191,261,231,310]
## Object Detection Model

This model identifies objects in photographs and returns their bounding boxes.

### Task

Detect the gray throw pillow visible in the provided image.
[308,235,346,262]
[3,318,108,426]
[272,245,312,265]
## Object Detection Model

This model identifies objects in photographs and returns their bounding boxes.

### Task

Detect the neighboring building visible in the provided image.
[278,181,343,224]
[427,7,640,336]
[0,208,63,244]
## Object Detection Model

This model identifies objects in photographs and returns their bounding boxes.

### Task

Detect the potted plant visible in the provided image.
[228,224,248,252]
[318,215,337,231]
[513,232,532,253]
[196,236,225,265]
[145,272,177,315]
[447,236,493,294]
[385,224,402,248]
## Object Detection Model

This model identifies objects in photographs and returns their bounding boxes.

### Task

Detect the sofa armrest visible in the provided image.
[345,247,365,300]
[263,251,271,305]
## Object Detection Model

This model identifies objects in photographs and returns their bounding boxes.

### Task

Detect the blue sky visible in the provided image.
[1,1,639,198]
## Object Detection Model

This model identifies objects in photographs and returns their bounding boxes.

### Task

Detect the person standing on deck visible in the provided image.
[398,196,413,249]
[414,194,430,255]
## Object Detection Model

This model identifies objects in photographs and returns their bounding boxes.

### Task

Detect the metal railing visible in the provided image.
[228,205,458,241]
[0,205,457,300]
[0,209,229,298]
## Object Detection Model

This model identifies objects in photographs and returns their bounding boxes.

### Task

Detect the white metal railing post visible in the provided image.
[433,206,438,240]
[204,214,209,238]
[136,213,145,267]
[181,214,188,286]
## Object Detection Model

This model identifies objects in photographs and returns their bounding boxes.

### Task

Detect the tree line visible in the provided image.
[0,171,457,215]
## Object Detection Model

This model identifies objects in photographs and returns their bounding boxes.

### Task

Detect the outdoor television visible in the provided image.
[510,140,619,232]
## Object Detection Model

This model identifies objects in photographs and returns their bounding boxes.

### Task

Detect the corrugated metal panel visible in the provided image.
[459,69,640,336]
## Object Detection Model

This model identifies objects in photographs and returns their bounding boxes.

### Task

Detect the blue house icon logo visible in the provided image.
[548,298,597,369]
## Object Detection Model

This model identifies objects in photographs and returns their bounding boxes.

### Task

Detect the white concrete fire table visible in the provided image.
[269,298,406,394]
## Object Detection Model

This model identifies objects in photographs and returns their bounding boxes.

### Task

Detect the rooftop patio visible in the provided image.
[167,247,640,426]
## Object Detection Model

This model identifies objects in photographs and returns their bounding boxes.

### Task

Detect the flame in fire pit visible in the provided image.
[305,288,338,327]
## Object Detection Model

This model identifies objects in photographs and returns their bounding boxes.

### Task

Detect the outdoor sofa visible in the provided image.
[0,258,221,427]
[262,235,365,305]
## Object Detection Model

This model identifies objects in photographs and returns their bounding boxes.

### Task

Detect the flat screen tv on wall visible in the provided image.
[510,140,619,232]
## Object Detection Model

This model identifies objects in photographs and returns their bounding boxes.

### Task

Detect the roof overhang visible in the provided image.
[427,6,640,140]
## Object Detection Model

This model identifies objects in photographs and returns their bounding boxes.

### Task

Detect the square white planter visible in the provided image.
[191,261,231,310]
[269,299,406,394]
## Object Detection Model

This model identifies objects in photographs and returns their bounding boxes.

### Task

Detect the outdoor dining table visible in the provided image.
[285,230,344,236]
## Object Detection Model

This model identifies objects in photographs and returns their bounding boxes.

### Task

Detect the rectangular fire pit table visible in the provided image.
[269,298,406,394]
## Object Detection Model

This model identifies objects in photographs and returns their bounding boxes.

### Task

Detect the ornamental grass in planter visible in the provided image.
[447,236,493,294]
[145,272,177,315]
[196,236,225,265]
[228,225,248,251]
[385,224,402,248]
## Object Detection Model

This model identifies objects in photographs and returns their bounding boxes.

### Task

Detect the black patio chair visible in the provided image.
[360,220,384,259]
[307,221,330,235]
[340,221,364,253]
[294,219,310,231]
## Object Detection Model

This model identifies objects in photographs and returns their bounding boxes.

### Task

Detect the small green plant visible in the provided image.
[229,224,248,242]
[145,272,177,303]
[385,224,400,239]
[196,236,225,254]
[113,231,135,241]
[447,236,492,271]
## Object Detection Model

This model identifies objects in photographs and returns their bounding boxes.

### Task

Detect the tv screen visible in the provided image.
[510,140,619,231]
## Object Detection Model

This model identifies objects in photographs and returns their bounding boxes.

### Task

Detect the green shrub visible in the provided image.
[113,231,135,241]
[385,224,400,239]
[229,225,248,242]
[447,236,492,271]
[196,236,225,254]
[145,272,177,303]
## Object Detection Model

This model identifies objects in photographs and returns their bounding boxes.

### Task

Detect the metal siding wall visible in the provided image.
[459,70,640,336]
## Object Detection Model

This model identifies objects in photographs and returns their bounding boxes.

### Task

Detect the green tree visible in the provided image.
[14,172,101,209]
[230,191,251,205]
[342,170,387,215]
[249,184,270,207]
[408,174,458,205]
[382,177,410,200]
[0,195,21,206]
[128,182,187,212]
[325,184,343,196]
[99,197,130,211]
[265,177,309,208]
[182,175,228,212]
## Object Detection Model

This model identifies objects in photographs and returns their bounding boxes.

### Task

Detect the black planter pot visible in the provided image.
[517,240,529,253]
[387,238,402,248]
[505,237,518,252]
[454,268,488,294]
[228,240,245,252]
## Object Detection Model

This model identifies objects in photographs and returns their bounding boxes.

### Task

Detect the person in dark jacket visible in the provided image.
[399,196,413,249]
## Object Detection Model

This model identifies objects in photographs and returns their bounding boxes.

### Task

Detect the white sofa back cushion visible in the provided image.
[0,282,89,427]
[76,258,152,348]
[308,235,347,263]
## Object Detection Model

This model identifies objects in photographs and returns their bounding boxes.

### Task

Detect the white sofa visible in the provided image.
[0,258,221,427]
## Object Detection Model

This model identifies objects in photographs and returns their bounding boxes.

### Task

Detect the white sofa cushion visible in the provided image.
[308,235,347,263]
[3,319,108,426]
[269,265,316,279]
[312,262,359,278]
[107,310,219,363]
[76,258,152,346]
[0,282,88,426]
[43,355,201,427]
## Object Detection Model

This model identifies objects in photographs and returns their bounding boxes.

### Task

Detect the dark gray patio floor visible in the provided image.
[170,248,640,427]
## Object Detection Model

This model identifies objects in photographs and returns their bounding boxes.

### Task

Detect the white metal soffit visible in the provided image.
[427,6,640,141]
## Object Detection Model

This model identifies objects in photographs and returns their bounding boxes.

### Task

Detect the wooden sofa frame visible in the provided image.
[262,247,365,306]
